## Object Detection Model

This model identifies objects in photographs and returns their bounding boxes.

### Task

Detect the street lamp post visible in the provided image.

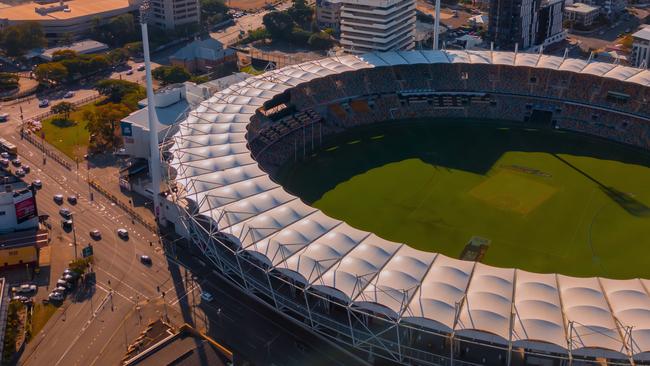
[71,213,78,259]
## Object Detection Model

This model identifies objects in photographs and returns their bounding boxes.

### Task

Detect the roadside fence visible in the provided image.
[30,93,102,122]
[21,131,73,171]
[88,179,157,233]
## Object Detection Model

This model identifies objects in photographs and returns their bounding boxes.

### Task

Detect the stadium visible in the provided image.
[166,50,650,366]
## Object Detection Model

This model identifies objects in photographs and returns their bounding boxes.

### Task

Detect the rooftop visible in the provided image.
[28,40,109,61]
[123,323,232,366]
[170,38,235,62]
[565,2,599,13]
[0,0,137,21]
[633,25,650,41]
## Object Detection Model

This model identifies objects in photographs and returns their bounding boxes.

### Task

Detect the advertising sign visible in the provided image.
[14,191,37,224]
[120,121,133,137]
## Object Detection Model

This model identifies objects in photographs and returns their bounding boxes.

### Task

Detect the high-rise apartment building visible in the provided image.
[487,0,566,51]
[316,0,342,33]
[336,0,416,54]
[150,0,200,30]
[631,26,650,69]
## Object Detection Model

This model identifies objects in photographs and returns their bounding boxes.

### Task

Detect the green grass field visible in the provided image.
[41,101,100,159]
[276,120,650,279]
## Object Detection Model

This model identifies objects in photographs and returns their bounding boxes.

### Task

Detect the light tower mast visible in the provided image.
[433,0,441,50]
[139,0,163,222]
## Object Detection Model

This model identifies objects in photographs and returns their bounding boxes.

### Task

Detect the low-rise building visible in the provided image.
[581,0,627,18]
[631,26,650,68]
[169,38,236,74]
[26,40,109,61]
[0,0,141,42]
[564,2,600,28]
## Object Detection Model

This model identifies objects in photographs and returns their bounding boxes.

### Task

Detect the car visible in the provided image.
[62,274,75,282]
[67,195,77,204]
[63,268,79,277]
[12,295,28,302]
[117,228,129,239]
[56,279,70,288]
[200,291,214,302]
[32,180,42,189]
[11,158,20,167]
[62,219,73,229]
[0,113,9,122]
[59,207,71,218]
[0,159,8,167]
[22,165,29,173]
[55,286,67,293]
[38,99,49,108]
[53,194,64,204]
[14,168,25,177]
[139,255,152,265]
[12,284,36,294]
[90,229,101,240]
[125,69,134,75]
[63,91,75,98]
[48,292,64,301]
[0,152,9,159]
[136,64,145,71]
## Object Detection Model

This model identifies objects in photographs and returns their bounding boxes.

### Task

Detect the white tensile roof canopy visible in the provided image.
[169,50,650,361]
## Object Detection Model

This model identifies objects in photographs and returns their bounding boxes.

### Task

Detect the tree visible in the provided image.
[51,102,76,120]
[201,0,229,27]
[52,49,78,61]
[287,0,312,27]
[95,79,143,103]
[85,103,131,150]
[107,48,129,65]
[263,11,294,39]
[0,22,45,58]
[308,31,333,49]
[0,73,19,91]
[34,62,68,85]
[152,65,192,85]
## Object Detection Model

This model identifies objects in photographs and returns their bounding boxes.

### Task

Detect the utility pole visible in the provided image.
[139,0,162,224]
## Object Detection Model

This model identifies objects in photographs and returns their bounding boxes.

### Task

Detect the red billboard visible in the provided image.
[14,192,37,224]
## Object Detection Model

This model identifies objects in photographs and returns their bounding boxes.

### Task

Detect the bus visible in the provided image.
[0,138,17,155]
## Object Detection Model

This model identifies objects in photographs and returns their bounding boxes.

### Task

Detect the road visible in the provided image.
[210,1,292,46]
[0,60,157,125]
[0,104,367,365]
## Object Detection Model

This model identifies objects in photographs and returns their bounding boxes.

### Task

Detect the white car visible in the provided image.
[48,292,64,301]
[0,152,8,159]
[63,91,75,98]
[136,64,145,71]
[38,99,49,108]
[59,207,71,218]
[0,113,8,122]
[32,180,42,189]
[200,291,214,302]
[117,228,129,239]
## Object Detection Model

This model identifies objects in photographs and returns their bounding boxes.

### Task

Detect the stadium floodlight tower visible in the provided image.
[433,0,441,50]
[139,0,163,222]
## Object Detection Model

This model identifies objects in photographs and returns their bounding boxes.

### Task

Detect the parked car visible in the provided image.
[63,91,75,98]
[0,152,9,159]
[0,159,8,167]
[56,279,70,288]
[32,179,42,189]
[14,168,25,177]
[0,113,8,122]
[125,69,134,75]
[90,229,101,240]
[139,255,152,265]
[53,194,64,204]
[62,219,73,229]
[22,165,30,173]
[55,286,67,294]
[38,99,49,108]
[63,269,79,278]
[48,292,64,301]
[200,291,214,302]
[59,207,71,218]
[12,284,36,294]
[117,228,129,239]
[136,64,145,71]
[12,295,28,302]
[11,158,20,166]
[67,195,77,204]
[62,274,75,282]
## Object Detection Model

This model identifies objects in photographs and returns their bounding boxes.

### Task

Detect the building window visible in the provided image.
[0,211,5,216]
